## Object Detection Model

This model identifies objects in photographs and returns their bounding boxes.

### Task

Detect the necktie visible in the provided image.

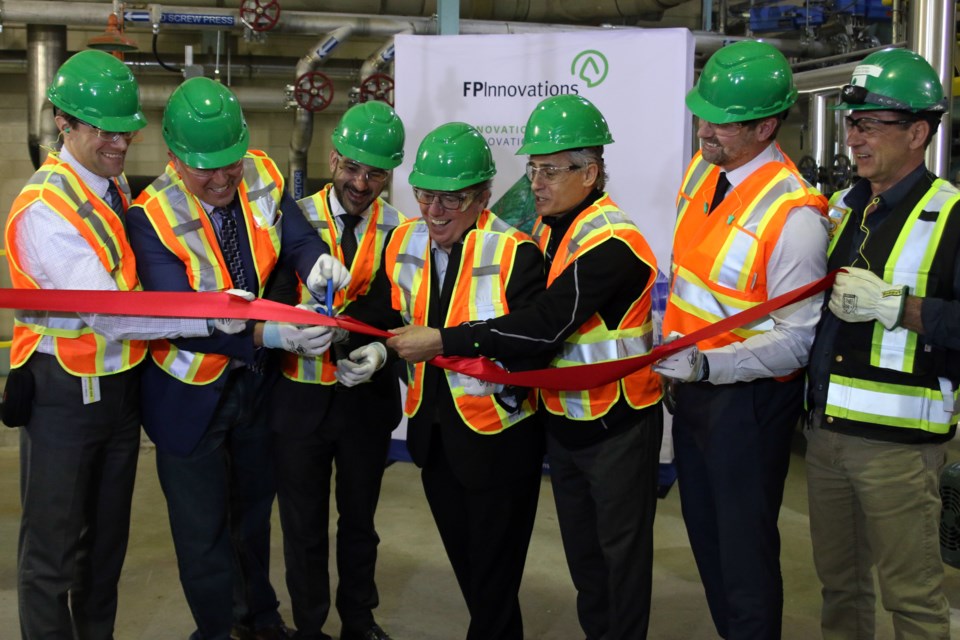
[215,206,250,294]
[708,172,730,214]
[105,181,123,216]
[339,214,363,269]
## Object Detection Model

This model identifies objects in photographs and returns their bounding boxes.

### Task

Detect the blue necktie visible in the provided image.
[105,181,123,216]
[214,206,250,294]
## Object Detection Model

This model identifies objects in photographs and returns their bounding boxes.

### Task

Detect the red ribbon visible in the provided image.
[0,270,836,392]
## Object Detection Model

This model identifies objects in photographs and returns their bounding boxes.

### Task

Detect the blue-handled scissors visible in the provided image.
[324,280,334,317]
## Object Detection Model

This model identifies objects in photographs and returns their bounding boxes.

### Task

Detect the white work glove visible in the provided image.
[335,342,387,387]
[829,267,907,330]
[652,343,707,383]
[306,254,352,296]
[262,321,334,357]
[211,289,255,334]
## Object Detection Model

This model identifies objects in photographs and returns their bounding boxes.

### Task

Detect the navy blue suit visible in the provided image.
[126,190,328,640]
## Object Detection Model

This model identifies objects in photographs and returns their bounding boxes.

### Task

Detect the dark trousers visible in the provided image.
[547,406,663,640]
[673,377,802,640]
[273,381,394,639]
[421,427,542,640]
[18,354,141,640]
[156,369,280,640]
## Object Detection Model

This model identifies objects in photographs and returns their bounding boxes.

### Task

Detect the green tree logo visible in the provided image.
[571,50,609,88]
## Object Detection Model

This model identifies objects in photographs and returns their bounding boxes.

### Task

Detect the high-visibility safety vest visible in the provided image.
[133,150,283,385]
[663,145,828,353]
[5,153,146,375]
[531,194,662,420]
[281,184,408,384]
[385,210,538,434]
[821,178,960,436]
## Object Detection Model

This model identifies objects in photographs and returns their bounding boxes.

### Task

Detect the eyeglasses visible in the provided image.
[337,156,389,185]
[839,84,915,111]
[75,119,138,143]
[698,119,751,137]
[844,115,915,136]
[413,188,480,212]
[525,163,583,184]
[180,158,245,179]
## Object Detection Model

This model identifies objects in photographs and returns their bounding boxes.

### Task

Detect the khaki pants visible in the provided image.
[805,426,950,640]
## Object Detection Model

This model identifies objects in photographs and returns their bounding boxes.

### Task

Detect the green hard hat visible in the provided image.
[833,48,947,113]
[686,40,798,124]
[409,122,496,191]
[47,50,146,132]
[516,95,613,155]
[332,102,405,170]
[162,77,249,169]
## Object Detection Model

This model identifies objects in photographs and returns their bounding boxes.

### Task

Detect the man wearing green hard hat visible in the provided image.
[653,40,829,639]
[125,76,350,640]
[350,121,546,639]
[5,50,250,639]
[806,48,957,639]
[389,95,663,640]
[269,101,408,640]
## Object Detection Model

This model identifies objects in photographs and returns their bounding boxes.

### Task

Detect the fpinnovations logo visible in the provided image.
[571,49,609,88]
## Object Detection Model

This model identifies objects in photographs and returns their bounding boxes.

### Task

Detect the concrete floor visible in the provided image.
[0,437,958,639]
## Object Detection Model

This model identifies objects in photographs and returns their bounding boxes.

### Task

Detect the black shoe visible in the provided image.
[254,622,296,640]
[340,623,392,640]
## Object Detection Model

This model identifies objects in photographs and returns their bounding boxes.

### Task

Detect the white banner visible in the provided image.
[393,28,695,270]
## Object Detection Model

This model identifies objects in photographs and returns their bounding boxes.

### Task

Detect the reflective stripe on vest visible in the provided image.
[282,184,407,384]
[826,374,959,434]
[134,151,283,384]
[533,195,661,420]
[4,153,146,375]
[663,147,828,352]
[388,212,538,433]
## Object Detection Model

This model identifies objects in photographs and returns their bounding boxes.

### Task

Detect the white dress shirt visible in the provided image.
[14,147,210,353]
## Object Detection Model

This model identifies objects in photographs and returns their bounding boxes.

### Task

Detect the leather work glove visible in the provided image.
[211,288,255,334]
[335,342,387,387]
[262,321,334,357]
[828,267,907,330]
[306,254,352,296]
[652,344,707,383]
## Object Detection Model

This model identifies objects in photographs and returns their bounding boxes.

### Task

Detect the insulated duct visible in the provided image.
[27,25,66,169]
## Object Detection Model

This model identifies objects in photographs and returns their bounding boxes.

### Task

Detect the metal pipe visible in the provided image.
[910,0,954,178]
[793,62,858,94]
[791,42,906,71]
[289,25,354,200]
[809,92,833,191]
[27,25,66,169]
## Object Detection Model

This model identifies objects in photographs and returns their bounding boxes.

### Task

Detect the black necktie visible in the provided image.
[339,214,363,269]
[105,181,123,216]
[215,206,250,293]
[708,172,730,214]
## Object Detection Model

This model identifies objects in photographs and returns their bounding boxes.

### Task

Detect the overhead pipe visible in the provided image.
[26,25,66,169]
[909,0,954,178]
[289,24,354,200]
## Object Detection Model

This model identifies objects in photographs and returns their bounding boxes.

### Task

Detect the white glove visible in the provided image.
[306,254,352,296]
[461,376,504,397]
[335,342,387,387]
[652,344,707,383]
[211,289,255,334]
[829,267,907,330]
[298,303,349,344]
[262,321,334,357]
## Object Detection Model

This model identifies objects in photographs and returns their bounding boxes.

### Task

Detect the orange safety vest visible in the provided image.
[663,145,828,355]
[5,153,146,375]
[281,184,408,384]
[386,210,538,434]
[133,150,283,385]
[531,194,661,420]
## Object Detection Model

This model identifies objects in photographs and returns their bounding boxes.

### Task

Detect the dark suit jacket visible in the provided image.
[353,228,548,489]
[126,191,328,456]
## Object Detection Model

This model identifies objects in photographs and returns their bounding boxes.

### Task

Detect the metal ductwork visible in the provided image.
[26,25,66,169]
